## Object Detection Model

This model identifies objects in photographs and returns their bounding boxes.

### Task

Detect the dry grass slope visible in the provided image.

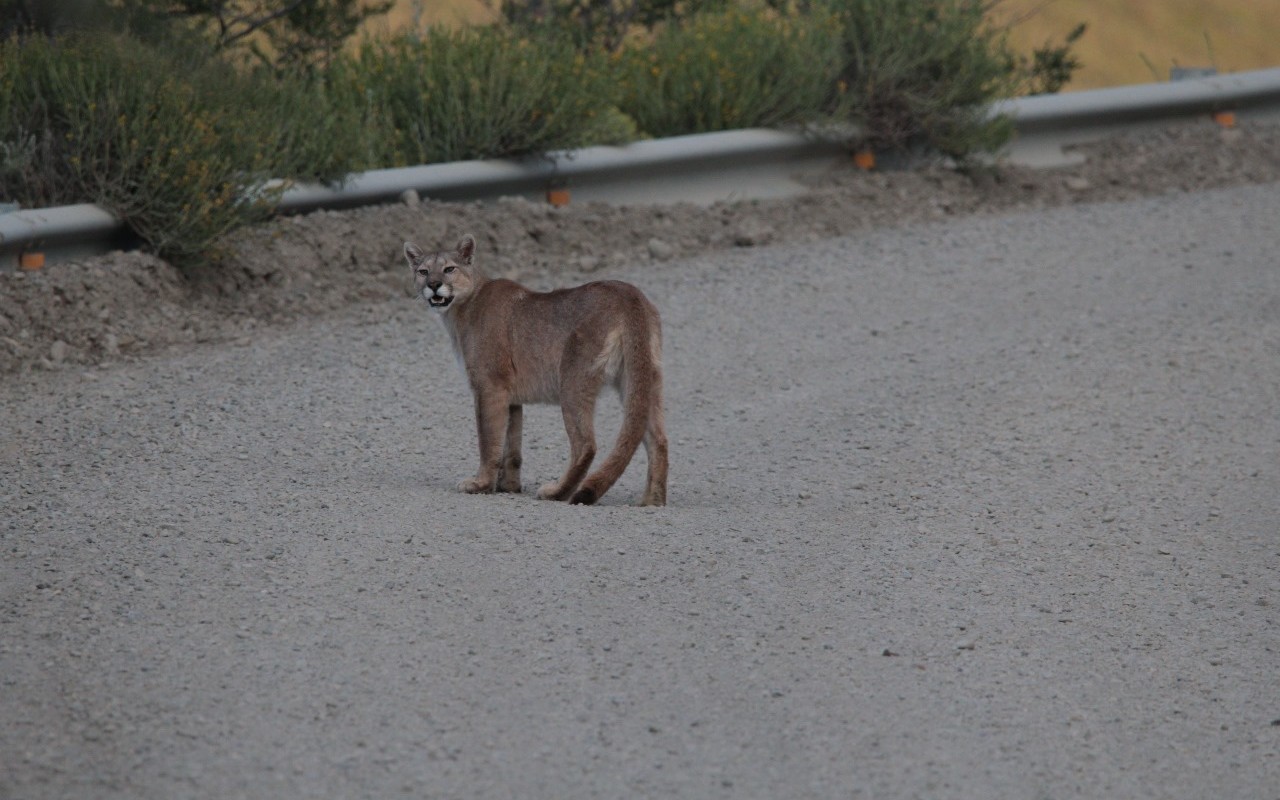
[359,0,493,35]
[996,0,1280,90]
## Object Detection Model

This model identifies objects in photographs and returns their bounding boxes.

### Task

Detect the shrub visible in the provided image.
[1021,22,1087,96]
[616,8,843,138]
[819,0,1020,157]
[0,0,117,38]
[0,33,361,263]
[332,26,620,167]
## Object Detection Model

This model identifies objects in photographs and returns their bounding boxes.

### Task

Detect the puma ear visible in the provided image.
[404,241,425,267]
[456,234,476,265]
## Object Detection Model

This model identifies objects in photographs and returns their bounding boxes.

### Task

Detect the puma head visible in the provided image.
[405,234,478,311]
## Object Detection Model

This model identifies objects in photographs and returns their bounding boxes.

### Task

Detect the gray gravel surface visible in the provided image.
[3,183,1279,798]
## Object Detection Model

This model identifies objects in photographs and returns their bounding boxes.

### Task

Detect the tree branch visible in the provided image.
[221,0,309,47]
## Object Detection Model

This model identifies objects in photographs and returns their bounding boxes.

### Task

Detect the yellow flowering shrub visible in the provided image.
[0,33,364,263]
[615,9,842,138]
[331,26,620,167]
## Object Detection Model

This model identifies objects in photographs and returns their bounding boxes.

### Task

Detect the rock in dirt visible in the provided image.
[647,238,675,261]
[733,222,775,248]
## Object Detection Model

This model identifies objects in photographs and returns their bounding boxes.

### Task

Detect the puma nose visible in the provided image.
[427,279,442,291]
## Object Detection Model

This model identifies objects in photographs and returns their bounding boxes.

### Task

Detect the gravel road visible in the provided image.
[3,182,1279,798]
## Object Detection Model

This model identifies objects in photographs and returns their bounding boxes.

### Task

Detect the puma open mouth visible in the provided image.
[428,295,453,309]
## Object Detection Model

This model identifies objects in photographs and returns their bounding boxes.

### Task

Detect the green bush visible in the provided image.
[332,26,621,168]
[1021,22,1087,96]
[0,33,361,263]
[616,8,843,138]
[819,0,1020,157]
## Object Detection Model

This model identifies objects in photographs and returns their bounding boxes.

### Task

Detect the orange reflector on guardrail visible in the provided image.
[19,251,45,271]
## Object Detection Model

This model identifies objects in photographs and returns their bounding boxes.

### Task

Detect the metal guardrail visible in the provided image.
[277,128,849,211]
[991,66,1280,167]
[4,67,1280,269]
[0,204,127,269]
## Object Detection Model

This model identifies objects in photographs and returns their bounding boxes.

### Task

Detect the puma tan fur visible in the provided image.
[405,234,668,506]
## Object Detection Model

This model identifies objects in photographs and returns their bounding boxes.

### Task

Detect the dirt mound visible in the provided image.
[3,120,1278,374]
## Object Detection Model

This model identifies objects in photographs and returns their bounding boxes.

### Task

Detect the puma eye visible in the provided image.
[444,266,456,274]
[416,268,429,276]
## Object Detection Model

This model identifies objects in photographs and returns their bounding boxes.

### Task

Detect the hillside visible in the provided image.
[996,0,1280,90]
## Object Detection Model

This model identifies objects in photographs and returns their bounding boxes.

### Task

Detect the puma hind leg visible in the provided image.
[641,392,668,507]
[537,387,599,502]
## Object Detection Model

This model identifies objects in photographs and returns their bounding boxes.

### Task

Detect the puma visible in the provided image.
[405,234,668,506]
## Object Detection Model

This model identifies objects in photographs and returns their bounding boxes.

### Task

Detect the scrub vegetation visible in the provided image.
[0,0,1083,261]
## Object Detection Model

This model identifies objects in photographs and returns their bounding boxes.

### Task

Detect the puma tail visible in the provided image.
[570,300,665,505]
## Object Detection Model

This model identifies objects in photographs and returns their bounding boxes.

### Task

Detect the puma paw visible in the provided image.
[537,482,564,500]
[568,486,599,506]
[458,478,492,494]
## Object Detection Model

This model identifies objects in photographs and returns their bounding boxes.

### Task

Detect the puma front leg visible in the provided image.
[460,390,511,493]
[496,404,523,493]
